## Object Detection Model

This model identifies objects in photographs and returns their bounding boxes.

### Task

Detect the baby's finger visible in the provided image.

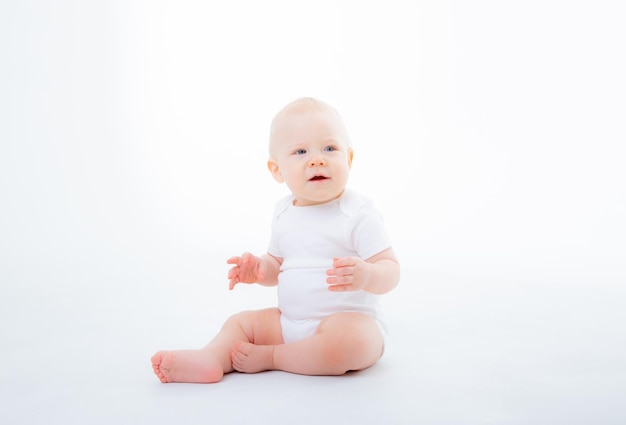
[332,257,356,268]
[327,282,354,292]
[229,279,239,290]
[227,267,238,279]
[327,266,354,277]
[226,256,241,265]
[326,275,353,286]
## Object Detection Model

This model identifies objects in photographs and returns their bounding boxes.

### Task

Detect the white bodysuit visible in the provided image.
[267,189,392,343]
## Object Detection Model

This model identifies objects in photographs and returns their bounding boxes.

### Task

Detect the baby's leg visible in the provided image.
[151,307,283,383]
[231,312,384,376]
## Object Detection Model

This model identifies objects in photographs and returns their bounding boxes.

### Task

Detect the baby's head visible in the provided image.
[268,97,354,206]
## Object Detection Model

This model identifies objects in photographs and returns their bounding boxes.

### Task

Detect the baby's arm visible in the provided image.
[227,252,282,290]
[326,247,400,295]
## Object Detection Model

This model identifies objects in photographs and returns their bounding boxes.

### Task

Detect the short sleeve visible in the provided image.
[349,203,392,260]
[267,195,292,258]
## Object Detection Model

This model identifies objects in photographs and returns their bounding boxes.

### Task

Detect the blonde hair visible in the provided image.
[279,97,336,113]
[269,97,351,156]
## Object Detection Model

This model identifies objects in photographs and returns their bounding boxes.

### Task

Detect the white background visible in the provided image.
[1,1,625,424]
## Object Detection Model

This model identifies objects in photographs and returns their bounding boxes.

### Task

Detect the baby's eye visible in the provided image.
[294,149,307,155]
[324,146,337,152]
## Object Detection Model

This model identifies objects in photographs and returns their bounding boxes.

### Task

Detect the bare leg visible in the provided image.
[151,308,283,383]
[231,312,384,376]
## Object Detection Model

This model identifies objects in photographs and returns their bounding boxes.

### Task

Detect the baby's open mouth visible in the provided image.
[309,175,329,181]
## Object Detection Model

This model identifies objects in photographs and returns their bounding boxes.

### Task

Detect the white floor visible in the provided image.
[2,262,624,424]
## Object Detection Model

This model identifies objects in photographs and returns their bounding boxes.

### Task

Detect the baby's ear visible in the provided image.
[348,148,354,169]
[267,158,284,183]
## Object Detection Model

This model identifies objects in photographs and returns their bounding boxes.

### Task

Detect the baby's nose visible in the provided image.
[309,157,326,167]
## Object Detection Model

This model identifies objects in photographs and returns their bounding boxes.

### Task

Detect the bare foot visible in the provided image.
[151,350,224,383]
[231,341,275,373]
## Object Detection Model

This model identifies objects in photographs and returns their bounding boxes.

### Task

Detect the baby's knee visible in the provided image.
[318,340,351,375]
[223,310,256,331]
[319,319,383,373]
[320,330,374,374]
[225,310,248,323]
[222,308,281,340]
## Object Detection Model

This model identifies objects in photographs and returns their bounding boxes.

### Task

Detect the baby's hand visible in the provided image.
[326,256,371,292]
[226,252,266,290]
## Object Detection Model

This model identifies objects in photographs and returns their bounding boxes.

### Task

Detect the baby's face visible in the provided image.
[268,108,353,206]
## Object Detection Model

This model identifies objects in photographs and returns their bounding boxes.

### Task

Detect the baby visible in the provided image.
[151,97,400,383]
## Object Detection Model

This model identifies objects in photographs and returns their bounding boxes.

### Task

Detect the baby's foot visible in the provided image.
[151,350,224,383]
[231,341,275,373]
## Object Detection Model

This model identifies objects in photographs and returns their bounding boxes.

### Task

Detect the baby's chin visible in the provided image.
[293,190,345,206]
